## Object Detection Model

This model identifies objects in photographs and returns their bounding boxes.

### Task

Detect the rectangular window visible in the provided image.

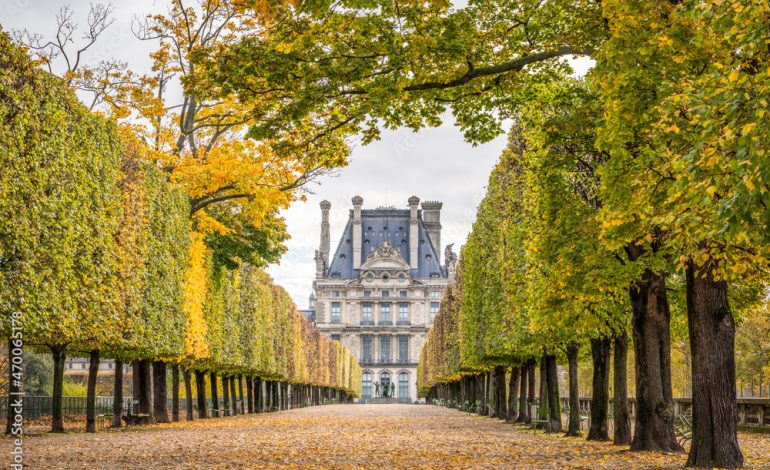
[362,302,372,323]
[380,335,391,363]
[331,334,341,342]
[430,302,440,322]
[380,303,391,323]
[363,290,371,297]
[363,372,373,400]
[430,290,440,298]
[332,290,341,298]
[382,290,389,298]
[398,372,409,400]
[399,303,408,322]
[362,335,373,362]
[400,290,408,298]
[399,335,409,363]
[331,302,341,323]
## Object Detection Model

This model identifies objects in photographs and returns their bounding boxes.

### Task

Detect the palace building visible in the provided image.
[311,196,457,402]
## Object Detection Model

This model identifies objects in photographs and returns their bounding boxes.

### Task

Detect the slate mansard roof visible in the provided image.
[325,208,445,279]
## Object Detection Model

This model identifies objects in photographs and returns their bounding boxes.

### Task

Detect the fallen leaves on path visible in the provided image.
[3,405,770,469]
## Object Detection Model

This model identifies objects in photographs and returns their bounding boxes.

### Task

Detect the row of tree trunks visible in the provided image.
[23,352,353,435]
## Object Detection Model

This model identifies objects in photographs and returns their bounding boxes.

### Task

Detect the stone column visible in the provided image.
[319,200,331,267]
[421,201,442,264]
[408,196,419,270]
[352,196,363,269]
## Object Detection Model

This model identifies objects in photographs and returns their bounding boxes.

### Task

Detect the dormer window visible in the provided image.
[382,274,390,283]
[339,254,346,260]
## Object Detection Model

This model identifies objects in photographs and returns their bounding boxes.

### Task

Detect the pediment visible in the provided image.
[360,241,410,271]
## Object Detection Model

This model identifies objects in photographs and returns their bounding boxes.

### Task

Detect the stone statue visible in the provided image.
[389,383,395,397]
[314,249,325,277]
[374,381,380,397]
[445,243,458,267]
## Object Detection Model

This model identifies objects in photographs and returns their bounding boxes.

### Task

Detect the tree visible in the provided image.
[0,30,123,433]
[594,0,770,464]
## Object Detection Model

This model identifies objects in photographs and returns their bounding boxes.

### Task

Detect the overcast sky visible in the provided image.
[2,1,588,307]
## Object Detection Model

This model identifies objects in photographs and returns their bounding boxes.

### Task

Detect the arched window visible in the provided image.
[398,372,409,401]
[362,372,373,399]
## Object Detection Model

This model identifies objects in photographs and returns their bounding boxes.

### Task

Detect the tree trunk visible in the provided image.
[50,345,67,433]
[138,359,155,423]
[222,375,231,416]
[588,337,610,441]
[527,359,536,420]
[538,356,548,428]
[238,375,245,414]
[545,354,561,433]
[246,376,254,413]
[230,375,238,414]
[494,365,506,419]
[613,333,631,445]
[685,259,743,468]
[171,364,180,422]
[112,358,124,428]
[210,372,219,417]
[516,365,529,423]
[194,370,207,419]
[183,367,194,421]
[86,350,100,433]
[131,360,140,413]
[566,342,582,437]
[507,366,520,422]
[628,263,681,452]
[254,377,262,412]
[152,361,169,423]
[476,374,485,416]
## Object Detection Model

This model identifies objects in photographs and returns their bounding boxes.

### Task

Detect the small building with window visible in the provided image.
[312,196,456,403]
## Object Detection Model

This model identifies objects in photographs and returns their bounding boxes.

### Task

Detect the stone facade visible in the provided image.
[312,196,455,402]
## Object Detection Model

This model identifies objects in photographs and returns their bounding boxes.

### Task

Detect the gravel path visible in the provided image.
[3,404,769,469]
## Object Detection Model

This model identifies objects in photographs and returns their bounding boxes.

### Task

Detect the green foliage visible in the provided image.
[0,30,123,350]
[211,0,603,144]
[23,351,53,396]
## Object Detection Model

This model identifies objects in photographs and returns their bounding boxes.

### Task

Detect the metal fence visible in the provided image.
[0,396,132,420]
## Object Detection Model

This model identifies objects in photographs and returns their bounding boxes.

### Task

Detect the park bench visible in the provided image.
[531,406,552,434]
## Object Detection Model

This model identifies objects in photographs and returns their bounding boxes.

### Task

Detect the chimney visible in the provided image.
[319,200,331,266]
[352,195,363,269]
[408,196,420,270]
[421,201,442,264]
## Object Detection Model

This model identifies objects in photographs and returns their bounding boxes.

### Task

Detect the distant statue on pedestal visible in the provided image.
[374,381,380,397]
